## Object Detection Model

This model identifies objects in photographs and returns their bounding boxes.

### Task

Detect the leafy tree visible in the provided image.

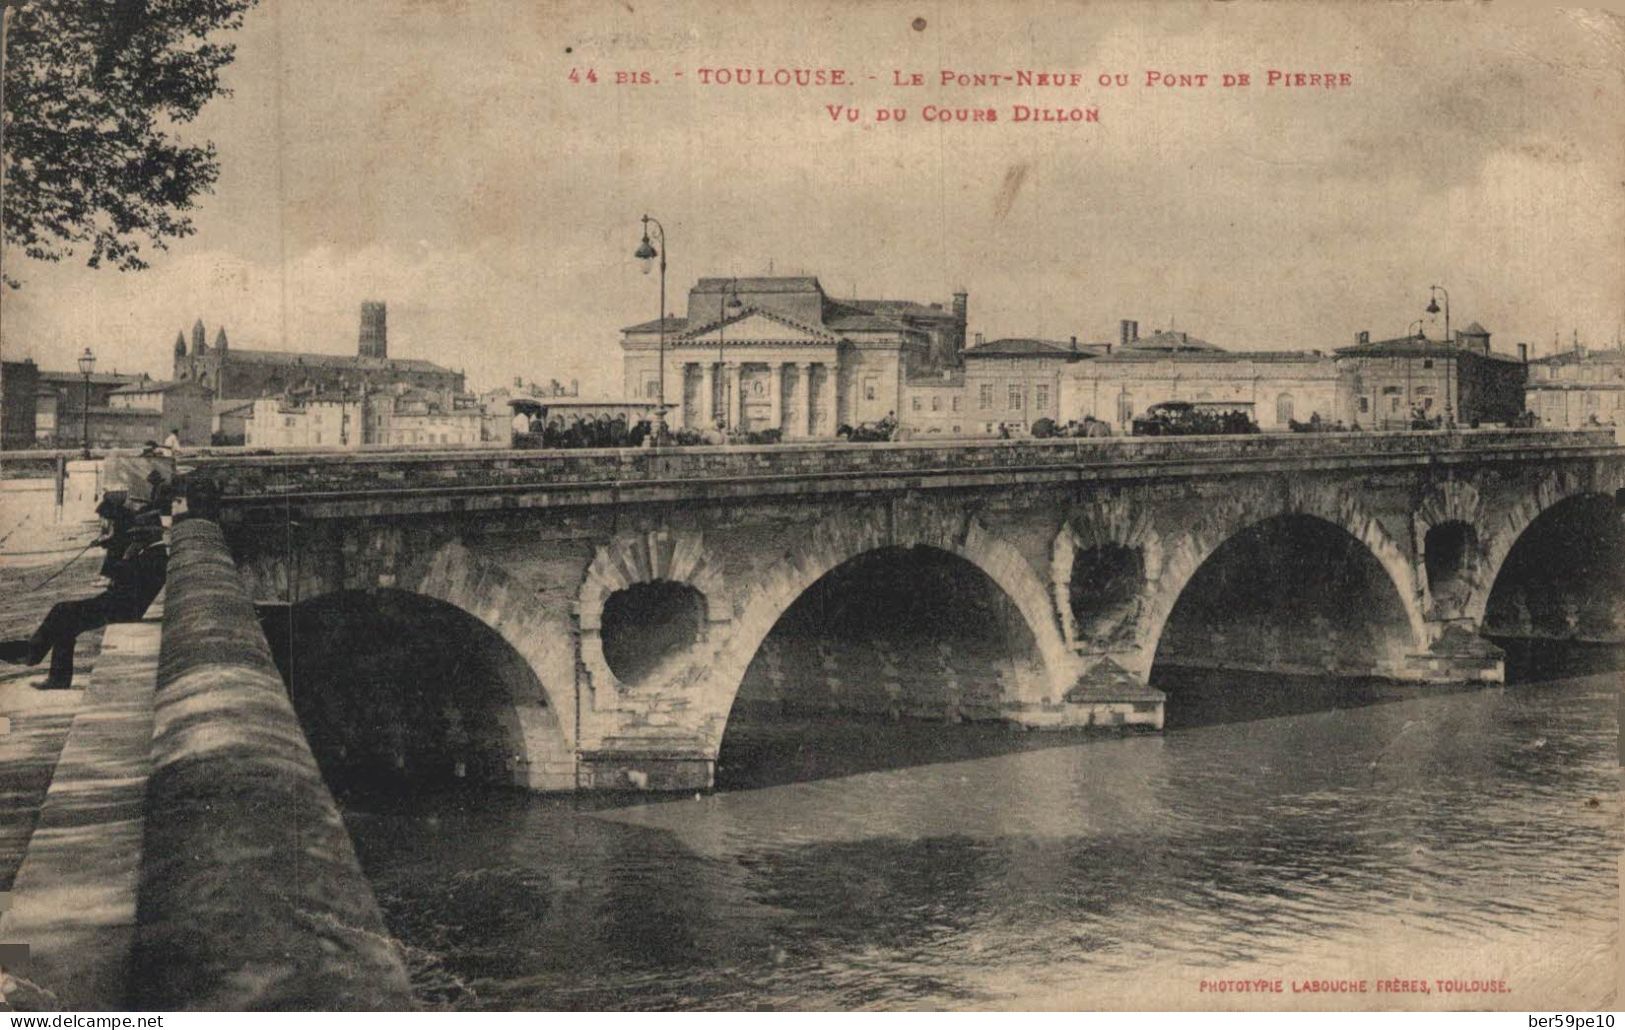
[1,0,259,286]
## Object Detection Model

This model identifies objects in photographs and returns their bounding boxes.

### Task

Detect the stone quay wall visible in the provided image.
[132,517,412,1010]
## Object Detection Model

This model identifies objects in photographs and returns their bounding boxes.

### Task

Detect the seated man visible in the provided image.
[0,493,169,689]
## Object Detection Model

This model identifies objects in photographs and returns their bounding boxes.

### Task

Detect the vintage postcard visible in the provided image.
[0,0,1621,1015]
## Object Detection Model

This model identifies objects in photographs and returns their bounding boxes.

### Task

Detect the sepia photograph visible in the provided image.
[0,0,1621,1015]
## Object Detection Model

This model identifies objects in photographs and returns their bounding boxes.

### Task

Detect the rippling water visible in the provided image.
[343,658,1620,1011]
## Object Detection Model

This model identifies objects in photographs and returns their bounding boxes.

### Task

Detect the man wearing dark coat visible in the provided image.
[0,493,169,689]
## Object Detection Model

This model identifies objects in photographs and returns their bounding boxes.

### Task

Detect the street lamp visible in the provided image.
[718,278,741,429]
[634,214,668,440]
[77,346,95,458]
[1427,285,1453,425]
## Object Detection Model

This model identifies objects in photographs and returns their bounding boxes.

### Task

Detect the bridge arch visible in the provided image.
[1053,493,1164,651]
[1469,465,1625,626]
[1412,479,1489,620]
[1136,482,1427,682]
[1146,510,1423,681]
[252,537,577,789]
[263,586,567,789]
[1478,474,1625,641]
[707,506,1068,750]
[577,529,734,697]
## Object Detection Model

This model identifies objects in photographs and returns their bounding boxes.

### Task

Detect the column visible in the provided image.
[769,363,785,431]
[673,364,691,429]
[818,362,836,437]
[795,362,812,438]
[725,362,741,430]
[700,363,715,429]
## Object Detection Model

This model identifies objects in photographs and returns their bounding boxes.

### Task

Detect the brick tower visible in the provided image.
[358,301,387,359]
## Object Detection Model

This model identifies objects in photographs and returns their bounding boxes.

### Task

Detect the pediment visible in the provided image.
[680,308,837,345]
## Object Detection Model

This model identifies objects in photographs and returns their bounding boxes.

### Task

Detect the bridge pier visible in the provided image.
[1402,623,1507,684]
[1002,656,1165,731]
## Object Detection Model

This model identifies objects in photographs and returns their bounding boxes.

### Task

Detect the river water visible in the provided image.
[342,649,1620,1011]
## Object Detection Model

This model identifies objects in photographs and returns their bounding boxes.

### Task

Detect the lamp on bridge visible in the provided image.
[77,347,95,459]
[1427,285,1453,426]
[718,279,742,429]
[634,215,669,442]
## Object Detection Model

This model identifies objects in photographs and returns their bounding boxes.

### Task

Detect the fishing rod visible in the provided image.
[25,537,100,593]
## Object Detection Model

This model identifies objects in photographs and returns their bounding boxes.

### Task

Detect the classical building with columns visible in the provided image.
[620,277,967,436]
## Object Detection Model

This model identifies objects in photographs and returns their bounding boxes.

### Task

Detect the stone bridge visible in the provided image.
[188,428,1625,792]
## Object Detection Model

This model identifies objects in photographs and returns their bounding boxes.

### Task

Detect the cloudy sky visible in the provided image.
[2,0,1621,391]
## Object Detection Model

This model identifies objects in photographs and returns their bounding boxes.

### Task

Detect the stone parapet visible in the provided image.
[132,518,412,1010]
[190,429,1621,522]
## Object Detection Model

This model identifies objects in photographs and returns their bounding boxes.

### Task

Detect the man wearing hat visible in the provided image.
[0,492,169,689]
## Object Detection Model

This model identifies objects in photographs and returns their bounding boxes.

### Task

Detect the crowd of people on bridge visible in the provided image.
[512,412,658,449]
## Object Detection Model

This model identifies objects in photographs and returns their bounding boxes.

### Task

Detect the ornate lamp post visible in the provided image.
[718,278,741,428]
[1427,285,1453,425]
[76,347,95,458]
[634,215,668,440]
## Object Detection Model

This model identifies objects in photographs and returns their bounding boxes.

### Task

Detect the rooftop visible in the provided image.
[1119,329,1225,354]
[693,276,823,294]
[622,315,690,334]
[111,379,206,395]
[964,338,1085,358]
[1335,333,1525,364]
[1531,346,1625,366]
[221,347,455,374]
[36,370,149,386]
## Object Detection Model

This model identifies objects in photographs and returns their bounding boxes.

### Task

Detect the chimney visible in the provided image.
[1070,335,1078,353]
[1119,320,1139,347]
[1356,330,1370,345]
[1517,343,1528,363]
[952,290,967,323]
[359,301,388,358]
[974,332,985,348]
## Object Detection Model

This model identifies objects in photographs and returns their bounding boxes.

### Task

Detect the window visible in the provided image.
[1359,397,1370,413]
[1008,384,1024,410]
[1275,392,1294,424]
[1035,384,1049,411]
[644,379,658,399]
[931,395,942,412]
[864,379,877,401]
[979,384,994,410]
[1423,359,1434,369]
[912,397,922,412]
[952,425,961,434]
[951,396,960,412]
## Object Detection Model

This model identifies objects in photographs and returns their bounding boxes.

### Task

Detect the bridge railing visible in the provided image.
[134,517,412,1009]
[183,427,1620,502]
